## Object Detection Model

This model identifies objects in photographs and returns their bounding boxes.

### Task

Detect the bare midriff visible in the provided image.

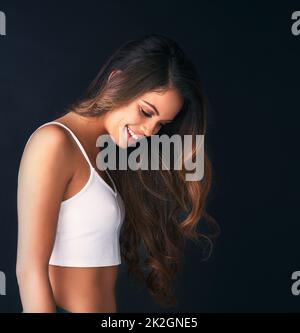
[48,264,119,313]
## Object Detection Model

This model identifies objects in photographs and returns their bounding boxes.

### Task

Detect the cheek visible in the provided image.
[121,112,141,126]
[107,107,141,133]
[107,111,126,129]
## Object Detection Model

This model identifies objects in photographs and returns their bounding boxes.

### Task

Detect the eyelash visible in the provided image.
[140,107,151,118]
[139,107,164,127]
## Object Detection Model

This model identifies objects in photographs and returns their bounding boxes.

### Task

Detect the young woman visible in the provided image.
[16,34,218,313]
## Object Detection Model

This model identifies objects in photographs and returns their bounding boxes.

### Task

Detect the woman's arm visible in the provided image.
[16,125,75,313]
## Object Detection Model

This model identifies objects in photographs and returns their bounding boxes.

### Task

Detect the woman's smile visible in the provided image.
[123,125,145,146]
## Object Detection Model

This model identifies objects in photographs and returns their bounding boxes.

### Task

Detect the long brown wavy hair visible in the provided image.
[65,34,219,308]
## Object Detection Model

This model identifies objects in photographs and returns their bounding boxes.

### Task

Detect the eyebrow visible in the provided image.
[141,99,173,122]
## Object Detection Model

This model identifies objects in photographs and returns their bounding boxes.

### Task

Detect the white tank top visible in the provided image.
[24,121,125,267]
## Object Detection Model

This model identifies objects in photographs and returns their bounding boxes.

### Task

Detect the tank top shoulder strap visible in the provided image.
[48,122,118,196]
[46,121,94,169]
[26,121,93,169]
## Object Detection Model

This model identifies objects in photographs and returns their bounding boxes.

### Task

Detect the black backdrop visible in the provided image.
[0,0,299,312]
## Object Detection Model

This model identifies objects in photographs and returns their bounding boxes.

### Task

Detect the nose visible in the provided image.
[140,124,153,137]
[141,120,160,137]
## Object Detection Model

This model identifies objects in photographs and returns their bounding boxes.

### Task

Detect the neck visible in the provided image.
[62,110,108,149]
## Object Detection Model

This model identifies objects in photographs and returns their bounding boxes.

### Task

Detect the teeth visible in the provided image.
[126,125,141,140]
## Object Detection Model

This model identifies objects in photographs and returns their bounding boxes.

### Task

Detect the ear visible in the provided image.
[108,69,122,83]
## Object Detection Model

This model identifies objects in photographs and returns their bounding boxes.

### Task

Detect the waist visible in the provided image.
[49,264,119,313]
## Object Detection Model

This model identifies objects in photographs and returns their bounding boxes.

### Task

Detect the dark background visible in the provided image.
[0,0,299,312]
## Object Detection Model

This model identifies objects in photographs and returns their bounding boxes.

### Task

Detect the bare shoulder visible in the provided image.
[19,124,76,182]
[25,124,73,152]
